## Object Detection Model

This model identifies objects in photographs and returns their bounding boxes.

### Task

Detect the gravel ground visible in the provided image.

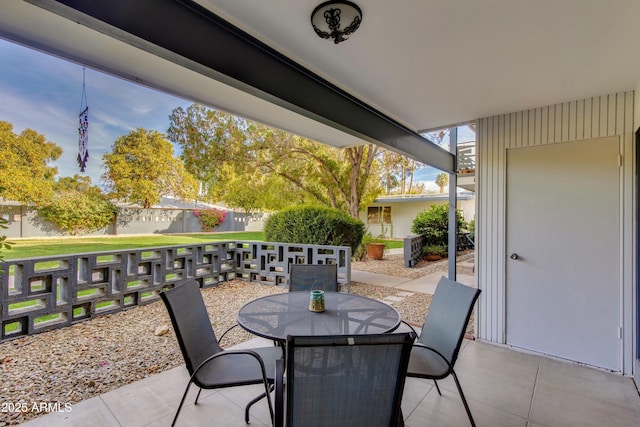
[352,250,475,279]
[0,252,473,425]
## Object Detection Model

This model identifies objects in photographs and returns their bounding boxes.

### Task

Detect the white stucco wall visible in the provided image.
[360,195,475,238]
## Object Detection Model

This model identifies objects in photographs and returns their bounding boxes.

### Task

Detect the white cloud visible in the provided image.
[0,39,191,186]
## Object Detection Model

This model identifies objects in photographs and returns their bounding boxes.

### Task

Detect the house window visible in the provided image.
[367,206,391,224]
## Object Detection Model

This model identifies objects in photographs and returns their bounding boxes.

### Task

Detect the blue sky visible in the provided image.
[0,38,471,192]
[0,38,191,185]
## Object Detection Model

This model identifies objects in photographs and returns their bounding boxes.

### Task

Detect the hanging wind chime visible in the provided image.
[77,67,89,172]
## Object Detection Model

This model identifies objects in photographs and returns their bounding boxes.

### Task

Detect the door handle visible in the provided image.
[510,253,519,260]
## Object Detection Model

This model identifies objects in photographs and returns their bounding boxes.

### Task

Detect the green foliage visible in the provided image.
[379,150,424,195]
[168,104,383,217]
[36,176,117,235]
[4,232,265,260]
[423,244,447,257]
[468,219,475,239]
[102,128,198,208]
[411,204,467,247]
[193,208,227,231]
[0,121,62,205]
[0,186,14,272]
[435,172,449,193]
[0,215,13,272]
[264,205,365,253]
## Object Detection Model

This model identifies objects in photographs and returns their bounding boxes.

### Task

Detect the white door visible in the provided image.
[506,137,621,371]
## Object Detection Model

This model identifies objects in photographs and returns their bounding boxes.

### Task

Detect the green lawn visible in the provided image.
[2,232,265,259]
[369,238,403,249]
[1,231,402,333]
[2,231,403,259]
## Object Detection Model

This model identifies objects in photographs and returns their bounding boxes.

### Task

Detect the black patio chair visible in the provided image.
[404,276,481,427]
[274,332,416,427]
[288,263,339,292]
[160,279,280,426]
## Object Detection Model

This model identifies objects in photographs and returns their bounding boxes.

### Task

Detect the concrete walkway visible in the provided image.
[351,248,474,295]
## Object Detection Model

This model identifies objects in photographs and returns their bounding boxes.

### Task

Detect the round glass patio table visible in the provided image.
[237,291,401,342]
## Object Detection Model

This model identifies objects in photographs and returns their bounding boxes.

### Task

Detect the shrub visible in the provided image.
[468,218,475,239]
[423,244,447,257]
[411,204,467,247]
[193,208,227,231]
[264,206,365,254]
[36,191,117,236]
[0,216,12,273]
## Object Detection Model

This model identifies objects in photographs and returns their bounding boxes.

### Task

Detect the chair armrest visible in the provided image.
[220,321,283,349]
[274,359,285,427]
[412,342,453,371]
[217,323,239,344]
[400,320,419,335]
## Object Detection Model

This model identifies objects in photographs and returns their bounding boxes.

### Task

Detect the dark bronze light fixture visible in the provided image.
[311,1,362,44]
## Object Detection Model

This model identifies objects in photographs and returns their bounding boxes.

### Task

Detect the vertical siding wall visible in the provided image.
[476,91,635,364]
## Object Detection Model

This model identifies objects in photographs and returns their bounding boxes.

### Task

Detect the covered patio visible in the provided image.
[1,0,640,425]
[20,337,640,426]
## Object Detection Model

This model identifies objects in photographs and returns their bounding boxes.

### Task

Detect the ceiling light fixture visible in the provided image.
[311,1,362,44]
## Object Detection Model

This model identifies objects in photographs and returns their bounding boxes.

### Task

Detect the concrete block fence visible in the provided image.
[0,241,350,342]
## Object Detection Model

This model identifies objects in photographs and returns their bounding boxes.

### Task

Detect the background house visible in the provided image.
[361,191,475,238]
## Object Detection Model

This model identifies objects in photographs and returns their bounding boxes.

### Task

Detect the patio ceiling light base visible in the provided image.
[311,1,362,44]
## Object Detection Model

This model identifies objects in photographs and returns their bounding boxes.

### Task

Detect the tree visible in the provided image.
[0,121,62,204]
[168,104,382,218]
[36,175,117,235]
[435,172,449,193]
[0,186,13,271]
[102,128,198,208]
[251,128,382,218]
[379,150,405,195]
[167,105,244,187]
[379,149,425,195]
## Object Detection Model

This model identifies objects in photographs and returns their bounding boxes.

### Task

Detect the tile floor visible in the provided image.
[18,258,640,426]
[20,338,640,427]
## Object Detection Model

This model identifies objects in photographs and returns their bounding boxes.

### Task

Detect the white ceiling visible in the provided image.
[1,0,639,153]
[200,0,640,132]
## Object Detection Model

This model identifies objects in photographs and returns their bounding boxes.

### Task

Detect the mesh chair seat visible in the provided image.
[406,343,451,379]
[191,346,278,388]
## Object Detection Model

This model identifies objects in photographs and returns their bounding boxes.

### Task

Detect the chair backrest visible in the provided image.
[284,332,415,427]
[160,279,223,375]
[288,263,339,292]
[419,276,481,367]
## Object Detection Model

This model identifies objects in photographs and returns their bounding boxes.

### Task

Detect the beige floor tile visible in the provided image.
[530,358,640,427]
[450,342,541,418]
[401,377,434,417]
[17,339,640,427]
[145,390,270,427]
[99,366,212,426]
[19,397,120,427]
[405,385,528,427]
[537,357,640,409]
[217,383,274,425]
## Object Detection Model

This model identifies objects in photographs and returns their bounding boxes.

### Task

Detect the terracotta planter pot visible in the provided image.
[425,254,442,261]
[366,243,386,260]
